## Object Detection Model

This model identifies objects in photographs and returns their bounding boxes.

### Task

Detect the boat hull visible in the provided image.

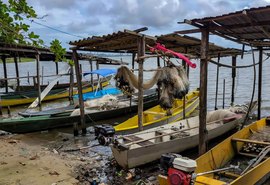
[0,94,158,133]
[111,117,241,169]
[195,118,270,185]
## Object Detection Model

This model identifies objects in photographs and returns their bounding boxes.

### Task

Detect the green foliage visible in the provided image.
[0,0,43,46]
[50,39,67,62]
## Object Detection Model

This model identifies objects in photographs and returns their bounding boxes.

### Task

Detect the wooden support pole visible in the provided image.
[36,54,42,111]
[137,36,145,131]
[69,65,74,105]
[73,49,86,135]
[14,56,20,91]
[182,59,186,119]
[157,56,161,100]
[55,62,59,85]
[132,53,136,70]
[223,79,226,109]
[41,66,44,85]
[199,28,209,156]
[0,96,2,115]
[231,56,237,105]
[214,54,220,110]
[258,47,263,120]
[2,56,8,93]
[89,59,93,85]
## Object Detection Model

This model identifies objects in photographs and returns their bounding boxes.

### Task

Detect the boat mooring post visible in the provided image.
[73,49,86,135]
[35,54,42,111]
[14,55,20,91]
[182,59,186,119]
[214,54,220,110]
[258,47,263,120]
[69,65,74,105]
[137,35,145,131]
[231,56,236,105]
[223,79,225,109]
[1,56,8,93]
[157,56,161,100]
[199,28,209,156]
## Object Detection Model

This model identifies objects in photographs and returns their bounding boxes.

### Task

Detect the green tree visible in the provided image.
[50,39,66,62]
[0,0,43,46]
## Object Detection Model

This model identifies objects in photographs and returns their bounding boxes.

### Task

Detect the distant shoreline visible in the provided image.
[0,58,34,63]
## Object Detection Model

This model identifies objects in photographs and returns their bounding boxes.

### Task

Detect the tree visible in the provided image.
[0,0,43,46]
[50,39,74,65]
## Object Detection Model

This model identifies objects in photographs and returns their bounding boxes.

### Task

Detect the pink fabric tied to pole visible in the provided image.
[150,43,196,68]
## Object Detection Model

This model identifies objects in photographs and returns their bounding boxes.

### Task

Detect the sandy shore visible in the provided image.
[0,131,100,185]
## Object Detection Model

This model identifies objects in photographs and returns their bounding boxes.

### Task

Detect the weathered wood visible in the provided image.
[14,56,20,90]
[223,79,225,109]
[132,53,135,69]
[215,54,220,110]
[231,56,237,105]
[137,36,145,131]
[258,47,263,120]
[199,28,209,155]
[55,62,59,85]
[69,65,74,105]
[73,49,86,135]
[41,66,44,85]
[36,54,42,111]
[2,56,8,93]
[89,59,93,85]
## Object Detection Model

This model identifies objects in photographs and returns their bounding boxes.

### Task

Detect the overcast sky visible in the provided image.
[25,0,270,49]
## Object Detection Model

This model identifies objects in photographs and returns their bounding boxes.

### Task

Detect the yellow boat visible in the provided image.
[0,81,109,107]
[114,90,199,134]
[194,118,270,185]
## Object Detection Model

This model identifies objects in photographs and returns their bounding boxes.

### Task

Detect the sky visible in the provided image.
[24,0,270,49]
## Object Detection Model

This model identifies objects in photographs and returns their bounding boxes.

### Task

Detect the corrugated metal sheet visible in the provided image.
[189,6,270,46]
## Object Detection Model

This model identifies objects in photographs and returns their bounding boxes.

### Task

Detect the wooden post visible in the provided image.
[157,56,161,100]
[182,59,186,119]
[14,56,20,91]
[2,56,8,93]
[73,49,86,135]
[137,36,145,131]
[132,53,136,70]
[36,54,42,111]
[0,95,2,115]
[69,65,74,105]
[258,47,263,120]
[89,59,93,85]
[214,54,220,110]
[55,62,59,85]
[231,56,236,105]
[41,66,44,85]
[199,28,209,156]
[223,79,225,109]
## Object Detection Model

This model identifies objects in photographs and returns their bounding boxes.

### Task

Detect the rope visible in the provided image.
[209,55,269,69]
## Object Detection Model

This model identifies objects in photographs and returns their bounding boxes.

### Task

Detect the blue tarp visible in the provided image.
[74,87,121,101]
[83,68,117,77]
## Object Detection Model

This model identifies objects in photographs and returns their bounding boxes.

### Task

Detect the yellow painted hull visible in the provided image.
[195,118,270,185]
[114,90,199,133]
[1,81,109,107]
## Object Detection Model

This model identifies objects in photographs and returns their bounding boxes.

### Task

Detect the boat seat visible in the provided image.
[231,138,270,145]
[122,135,154,146]
[144,111,166,116]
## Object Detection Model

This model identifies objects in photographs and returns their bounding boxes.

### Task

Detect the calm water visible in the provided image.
[0,52,270,117]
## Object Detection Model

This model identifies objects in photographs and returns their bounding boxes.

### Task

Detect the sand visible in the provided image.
[0,131,96,185]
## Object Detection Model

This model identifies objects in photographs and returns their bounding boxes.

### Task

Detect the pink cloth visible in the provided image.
[150,43,196,68]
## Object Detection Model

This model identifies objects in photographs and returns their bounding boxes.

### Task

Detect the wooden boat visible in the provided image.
[111,108,245,169]
[192,117,270,185]
[114,90,200,134]
[0,80,109,107]
[0,90,159,133]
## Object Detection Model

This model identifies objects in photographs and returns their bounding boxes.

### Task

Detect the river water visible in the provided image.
[0,52,270,117]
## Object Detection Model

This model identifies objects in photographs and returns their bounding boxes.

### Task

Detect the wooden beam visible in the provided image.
[1,56,8,93]
[231,56,236,105]
[214,53,220,110]
[73,49,86,135]
[199,28,209,155]
[124,29,157,41]
[35,54,42,111]
[137,36,145,131]
[14,56,20,90]
[258,47,263,120]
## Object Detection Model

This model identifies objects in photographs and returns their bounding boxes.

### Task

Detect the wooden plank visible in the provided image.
[36,54,42,111]
[232,138,270,145]
[144,111,166,116]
